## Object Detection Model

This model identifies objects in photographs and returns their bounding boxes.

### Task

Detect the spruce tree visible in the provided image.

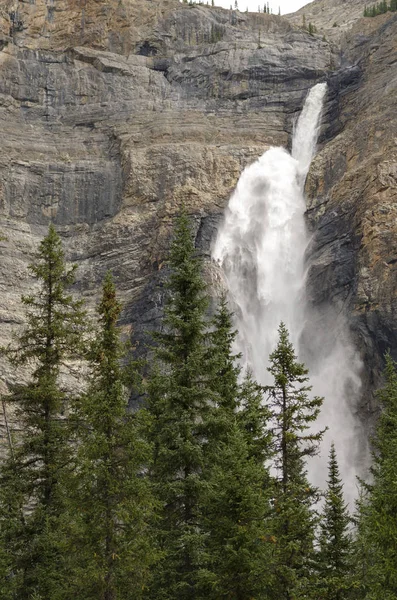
[203,421,274,600]
[203,299,274,599]
[66,273,154,600]
[0,459,22,600]
[206,294,240,416]
[354,353,397,599]
[144,211,214,599]
[316,443,355,599]
[265,322,326,600]
[238,369,272,465]
[0,224,86,599]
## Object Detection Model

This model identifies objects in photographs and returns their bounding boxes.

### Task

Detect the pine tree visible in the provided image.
[315,443,355,599]
[203,299,274,599]
[206,295,240,415]
[203,421,274,600]
[144,211,214,599]
[0,458,22,600]
[265,322,326,600]
[0,224,87,599]
[66,272,154,600]
[354,353,397,599]
[238,369,272,466]
[308,22,317,35]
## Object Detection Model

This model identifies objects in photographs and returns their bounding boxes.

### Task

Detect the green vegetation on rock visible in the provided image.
[363,1,397,16]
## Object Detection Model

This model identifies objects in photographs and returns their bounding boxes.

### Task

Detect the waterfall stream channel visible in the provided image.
[212,84,365,505]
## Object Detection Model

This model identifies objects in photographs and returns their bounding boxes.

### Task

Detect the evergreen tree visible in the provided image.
[206,295,240,416]
[0,224,86,599]
[0,457,22,600]
[308,22,317,35]
[144,211,214,599]
[265,322,326,600]
[203,420,274,600]
[66,273,154,600]
[354,353,397,599]
[238,369,271,465]
[203,299,274,599]
[315,443,355,599]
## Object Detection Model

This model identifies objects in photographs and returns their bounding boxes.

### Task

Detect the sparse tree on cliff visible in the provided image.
[0,225,87,599]
[308,22,317,35]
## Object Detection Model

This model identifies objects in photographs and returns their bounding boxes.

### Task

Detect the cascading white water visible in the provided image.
[212,146,307,378]
[212,83,364,504]
[292,83,329,178]
[213,83,327,376]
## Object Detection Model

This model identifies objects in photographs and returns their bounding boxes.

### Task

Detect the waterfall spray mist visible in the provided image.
[212,83,364,506]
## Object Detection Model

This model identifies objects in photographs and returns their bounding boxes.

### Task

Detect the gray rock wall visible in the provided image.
[0,0,396,429]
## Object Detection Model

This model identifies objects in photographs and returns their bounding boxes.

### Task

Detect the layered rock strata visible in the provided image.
[0,0,396,428]
[305,12,397,411]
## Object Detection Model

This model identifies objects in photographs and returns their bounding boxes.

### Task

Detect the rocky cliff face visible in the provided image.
[285,0,368,41]
[0,0,396,423]
[305,10,397,412]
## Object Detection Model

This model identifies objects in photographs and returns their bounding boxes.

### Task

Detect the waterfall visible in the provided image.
[292,83,329,177]
[212,83,364,504]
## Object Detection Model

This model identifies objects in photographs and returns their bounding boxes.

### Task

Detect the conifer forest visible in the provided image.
[1,0,397,597]
[0,217,396,600]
